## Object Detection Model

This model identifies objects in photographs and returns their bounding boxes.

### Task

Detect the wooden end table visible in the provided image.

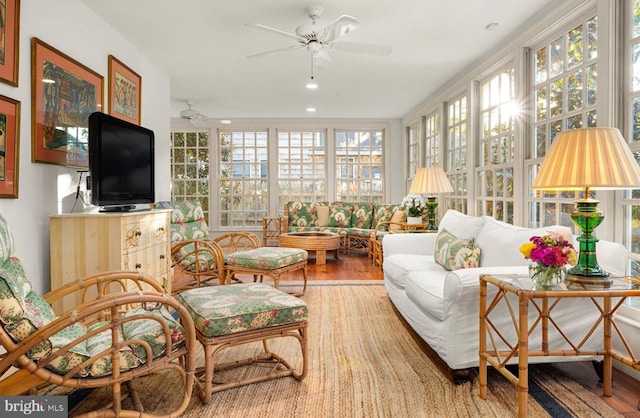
[478,274,640,417]
[279,231,341,265]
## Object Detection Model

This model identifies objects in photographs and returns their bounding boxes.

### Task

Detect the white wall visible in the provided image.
[0,0,171,294]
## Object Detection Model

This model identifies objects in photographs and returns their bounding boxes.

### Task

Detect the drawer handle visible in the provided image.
[159,254,165,260]
[135,263,142,269]
[158,227,165,232]
[135,230,142,237]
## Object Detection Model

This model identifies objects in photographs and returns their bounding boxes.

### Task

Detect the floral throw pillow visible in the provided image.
[328,206,352,227]
[434,229,481,271]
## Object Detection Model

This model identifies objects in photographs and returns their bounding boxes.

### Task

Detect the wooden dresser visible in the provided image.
[50,209,172,313]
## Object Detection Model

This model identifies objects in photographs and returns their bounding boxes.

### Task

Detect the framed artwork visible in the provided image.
[108,55,141,125]
[0,0,20,86]
[31,37,103,168]
[0,95,20,198]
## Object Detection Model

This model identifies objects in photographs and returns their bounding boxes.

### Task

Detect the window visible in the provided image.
[277,130,327,208]
[624,1,640,307]
[219,130,268,228]
[424,112,440,168]
[527,15,598,228]
[335,130,384,203]
[445,95,468,213]
[170,131,210,219]
[407,123,420,190]
[476,68,516,223]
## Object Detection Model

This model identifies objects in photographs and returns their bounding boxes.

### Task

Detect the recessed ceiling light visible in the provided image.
[485,22,499,31]
[306,107,316,112]
[220,119,232,124]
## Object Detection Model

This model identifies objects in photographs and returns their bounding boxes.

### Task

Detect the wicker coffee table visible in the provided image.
[280,231,340,265]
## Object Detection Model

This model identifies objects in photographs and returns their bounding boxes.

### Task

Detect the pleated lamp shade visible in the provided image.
[409,166,454,194]
[532,127,640,191]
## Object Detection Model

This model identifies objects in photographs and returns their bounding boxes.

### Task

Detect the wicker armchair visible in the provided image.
[156,200,226,291]
[0,214,198,417]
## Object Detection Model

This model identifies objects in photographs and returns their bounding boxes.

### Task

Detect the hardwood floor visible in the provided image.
[283,250,640,417]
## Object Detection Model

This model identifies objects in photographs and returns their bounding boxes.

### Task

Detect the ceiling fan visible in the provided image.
[247,6,392,66]
[180,101,207,127]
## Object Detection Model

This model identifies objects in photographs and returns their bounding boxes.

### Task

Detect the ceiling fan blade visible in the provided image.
[318,15,360,43]
[331,41,392,56]
[247,44,306,59]
[247,23,307,42]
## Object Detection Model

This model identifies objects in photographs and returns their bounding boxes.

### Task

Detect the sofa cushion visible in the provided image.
[438,210,485,240]
[328,205,352,227]
[287,201,320,227]
[383,254,444,289]
[434,229,481,271]
[316,205,330,227]
[350,202,374,229]
[405,270,447,321]
[475,217,573,267]
[389,208,407,231]
[372,204,398,231]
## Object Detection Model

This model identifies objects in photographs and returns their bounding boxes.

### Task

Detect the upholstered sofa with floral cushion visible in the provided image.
[283,201,403,253]
[382,209,627,382]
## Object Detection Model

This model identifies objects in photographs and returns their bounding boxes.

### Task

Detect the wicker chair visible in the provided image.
[0,214,198,417]
[156,200,226,292]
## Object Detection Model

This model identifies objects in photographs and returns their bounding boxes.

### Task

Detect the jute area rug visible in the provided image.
[68,281,621,417]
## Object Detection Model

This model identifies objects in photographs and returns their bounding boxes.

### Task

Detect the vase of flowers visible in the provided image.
[519,232,578,289]
[402,194,426,224]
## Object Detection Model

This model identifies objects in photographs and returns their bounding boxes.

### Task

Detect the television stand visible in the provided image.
[99,205,137,213]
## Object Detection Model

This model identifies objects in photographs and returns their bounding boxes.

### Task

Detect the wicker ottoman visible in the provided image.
[176,283,308,404]
[225,247,308,296]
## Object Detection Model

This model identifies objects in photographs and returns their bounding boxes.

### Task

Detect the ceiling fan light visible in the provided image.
[306,80,318,89]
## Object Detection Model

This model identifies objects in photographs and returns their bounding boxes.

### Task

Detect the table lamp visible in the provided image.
[532,127,640,285]
[409,166,454,231]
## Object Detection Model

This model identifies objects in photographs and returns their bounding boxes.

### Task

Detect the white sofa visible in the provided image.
[382,210,627,382]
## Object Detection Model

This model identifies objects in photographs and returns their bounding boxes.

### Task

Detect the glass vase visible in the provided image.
[529,263,565,289]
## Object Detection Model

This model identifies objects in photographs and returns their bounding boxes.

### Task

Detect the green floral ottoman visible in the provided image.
[176,283,309,403]
[225,247,309,296]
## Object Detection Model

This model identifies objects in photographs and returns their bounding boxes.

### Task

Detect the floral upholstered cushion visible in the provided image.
[226,247,308,270]
[328,206,352,227]
[287,201,321,228]
[350,202,374,229]
[434,229,481,271]
[166,200,209,243]
[173,242,220,273]
[372,205,399,231]
[176,283,308,337]
[122,305,187,360]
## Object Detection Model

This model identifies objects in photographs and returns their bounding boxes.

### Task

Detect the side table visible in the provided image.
[478,274,640,417]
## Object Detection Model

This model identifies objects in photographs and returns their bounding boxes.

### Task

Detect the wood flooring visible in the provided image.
[283,250,640,417]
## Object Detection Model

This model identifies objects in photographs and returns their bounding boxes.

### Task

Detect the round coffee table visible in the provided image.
[279,231,341,265]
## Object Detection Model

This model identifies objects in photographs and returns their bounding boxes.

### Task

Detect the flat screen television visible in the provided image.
[88,112,155,212]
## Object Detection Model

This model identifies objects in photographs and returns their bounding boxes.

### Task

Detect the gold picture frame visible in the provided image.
[0,94,19,197]
[108,55,141,125]
[0,0,20,86]
[31,37,104,168]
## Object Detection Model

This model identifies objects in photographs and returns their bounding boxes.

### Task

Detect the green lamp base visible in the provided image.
[565,196,612,286]
[425,196,439,231]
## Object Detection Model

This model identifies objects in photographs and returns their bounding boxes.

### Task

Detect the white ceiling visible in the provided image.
[81,0,555,121]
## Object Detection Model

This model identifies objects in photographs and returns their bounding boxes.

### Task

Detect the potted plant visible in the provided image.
[402,194,426,224]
